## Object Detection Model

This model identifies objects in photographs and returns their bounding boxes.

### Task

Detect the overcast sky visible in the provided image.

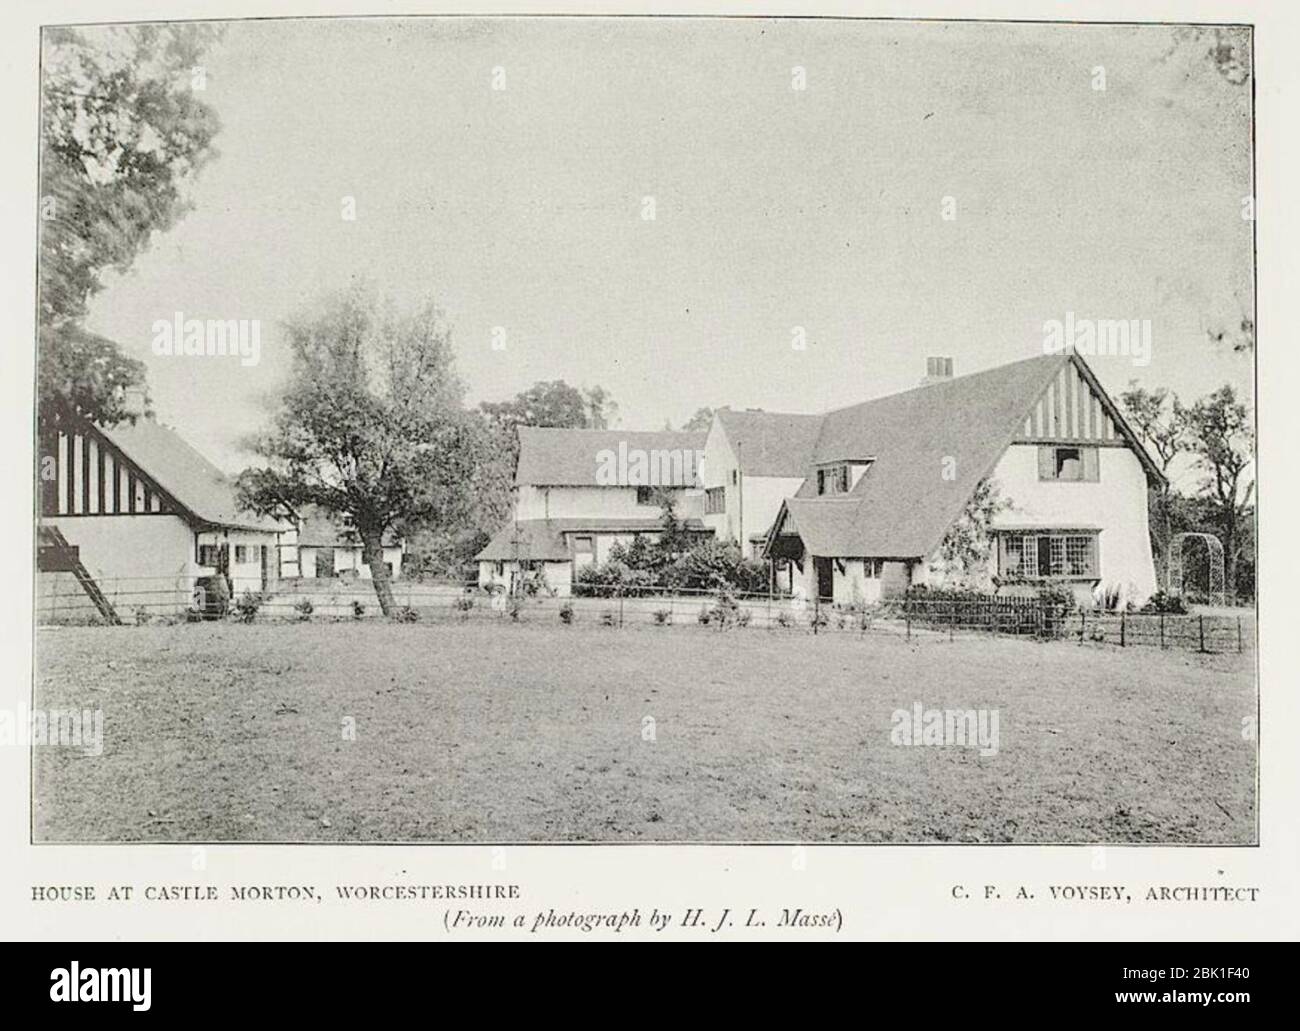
[77,17,1253,479]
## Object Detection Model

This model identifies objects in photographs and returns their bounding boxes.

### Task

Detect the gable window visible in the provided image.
[817,464,850,495]
[1038,445,1099,482]
[999,532,1098,579]
[705,487,726,515]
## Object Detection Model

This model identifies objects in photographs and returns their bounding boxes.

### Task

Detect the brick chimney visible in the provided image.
[120,386,152,421]
[920,356,953,386]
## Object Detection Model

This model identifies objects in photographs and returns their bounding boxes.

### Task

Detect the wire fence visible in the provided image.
[36,573,1251,654]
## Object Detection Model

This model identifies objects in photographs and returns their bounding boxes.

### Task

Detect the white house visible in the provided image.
[280,507,404,581]
[476,427,710,595]
[760,353,1164,608]
[37,405,288,622]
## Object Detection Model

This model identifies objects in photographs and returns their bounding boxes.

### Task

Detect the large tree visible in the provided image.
[237,287,480,615]
[39,24,222,424]
[1178,385,1254,599]
[1119,383,1185,588]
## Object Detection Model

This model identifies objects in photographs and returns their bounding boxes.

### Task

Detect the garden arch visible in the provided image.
[1167,532,1226,607]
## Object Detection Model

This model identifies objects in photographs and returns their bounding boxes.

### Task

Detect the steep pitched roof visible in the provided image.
[514,427,706,487]
[475,517,709,562]
[771,354,1093,558]
[715,409,824,477]
[98,418,282,533]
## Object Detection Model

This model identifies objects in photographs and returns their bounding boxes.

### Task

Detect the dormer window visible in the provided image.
[817,464,850,495]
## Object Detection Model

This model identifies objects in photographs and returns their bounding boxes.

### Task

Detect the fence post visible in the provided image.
[1199,614,1206,653]
[1237,616,1243,653]
[948,600,954,641]
[1079,609,1085,645]
[619,589,625,629]
[905,591,911,640]
[813,595,820,635]
[1119,610,1126,647]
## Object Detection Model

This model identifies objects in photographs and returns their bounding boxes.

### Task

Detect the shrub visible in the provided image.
[134,606,151,626]
[184,606,204,623]
[808,608,829,632]
[652,608,672,625]
[735,608,752,628]
[559,601,575,624]
[696,605,712,626]
[233,591,263,624]
[1139,590,1188,615]
[775,609,794,628]
[600,609,617,627]
[1099,583,1124,612]
[293,598,314,621]
[352,599,366,619]
[453,594,475,612]
[393,605,420,623]
[507,594,523,621]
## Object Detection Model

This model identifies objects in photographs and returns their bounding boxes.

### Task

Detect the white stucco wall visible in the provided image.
[832,560,883,606]
[516,485,665,520]
[988,443,1157,603]
[42,514,196,617]
[478,559,573,596]
[700,417,803,555]
[196,527,281,596]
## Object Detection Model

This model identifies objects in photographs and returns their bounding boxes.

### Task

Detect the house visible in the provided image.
[476,427,710,595]
[37,405,287,621]
[280,507,405,581]
[758,353,1164,608]
[700,407,824,558]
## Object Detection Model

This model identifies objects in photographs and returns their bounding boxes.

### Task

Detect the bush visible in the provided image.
[775,609,793,628]
[652,608,672,625]
[1139,590,1188,615]
[184,606,204,623]
[507,594,523,621]
[293,598,314,621]
[233,591,263,624]
[696,605,712,626]
[735,608,752,628]
[393,605,420,623]
[134,606,151,626]
[352,599,366,619]
[600,609,617,627]
[453,594,475,612]
[559,601,575,624]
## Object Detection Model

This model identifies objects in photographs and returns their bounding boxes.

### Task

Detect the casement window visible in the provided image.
[705,487,726,515]
[234,545,249,563]
[863,559,882,579]
[1038,445,1099,482]
[1000,532,1098,579]
[636,486,654,506]
[816,464,850,496]
[197,544,221,567]
[573,535,594,555]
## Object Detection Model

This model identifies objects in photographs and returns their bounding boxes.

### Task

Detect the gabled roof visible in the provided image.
[514,428,707,487]
[98,417,282,533]
[714,409,823,477]
[767,352,1162,559]
[475,517,709,562]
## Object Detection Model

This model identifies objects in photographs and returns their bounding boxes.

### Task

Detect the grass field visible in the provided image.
[32,621,1256,843]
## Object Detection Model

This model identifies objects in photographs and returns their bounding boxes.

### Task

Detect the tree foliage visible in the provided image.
[237,286,479,614]
[39,24,223,423]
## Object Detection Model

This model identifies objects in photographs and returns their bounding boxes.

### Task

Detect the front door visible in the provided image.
[814,556,834,601]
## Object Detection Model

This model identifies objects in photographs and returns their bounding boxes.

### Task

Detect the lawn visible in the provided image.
[32,620,1256,843]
